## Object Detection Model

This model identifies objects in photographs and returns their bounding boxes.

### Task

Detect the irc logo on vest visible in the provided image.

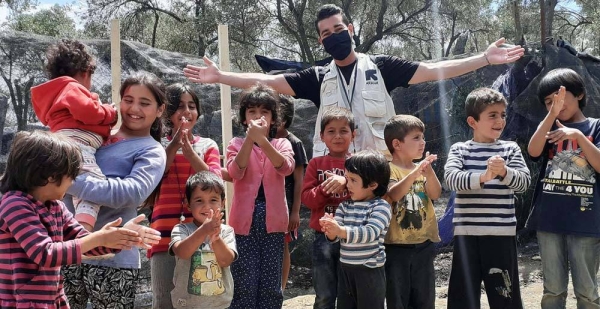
[365,69,379,85]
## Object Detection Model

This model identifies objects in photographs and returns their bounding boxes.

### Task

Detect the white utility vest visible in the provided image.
[313,53,396,158]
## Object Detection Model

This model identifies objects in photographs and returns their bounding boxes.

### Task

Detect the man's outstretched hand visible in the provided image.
[184,56,221,84]
[485,38,525,64]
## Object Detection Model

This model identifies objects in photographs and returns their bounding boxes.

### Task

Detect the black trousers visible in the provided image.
[385,241,436,309]
[447,235,523,309]
[337,262,386,309]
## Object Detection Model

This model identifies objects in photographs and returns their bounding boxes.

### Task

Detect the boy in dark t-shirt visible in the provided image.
[527,68,600,308]
[276,95,308,291]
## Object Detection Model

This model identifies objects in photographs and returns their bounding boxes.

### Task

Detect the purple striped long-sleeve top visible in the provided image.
[0,191,117,308]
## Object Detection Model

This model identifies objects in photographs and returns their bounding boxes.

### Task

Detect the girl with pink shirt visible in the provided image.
[226,84,295,309]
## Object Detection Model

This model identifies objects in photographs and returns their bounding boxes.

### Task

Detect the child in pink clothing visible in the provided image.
[31,39,117,231]
[226,84,295,309]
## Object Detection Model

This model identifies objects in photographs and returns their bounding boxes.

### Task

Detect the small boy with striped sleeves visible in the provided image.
[319,150,392,309]
[444,87,531,309]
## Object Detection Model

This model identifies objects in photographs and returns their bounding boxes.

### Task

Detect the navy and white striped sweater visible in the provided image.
[332,197,391,268]
[444,140,531,236]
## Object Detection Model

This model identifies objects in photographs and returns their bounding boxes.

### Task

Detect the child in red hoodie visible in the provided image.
[301,107,355,309]
[31,39,117,231]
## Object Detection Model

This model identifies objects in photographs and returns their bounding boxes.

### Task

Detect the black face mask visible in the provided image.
[322,30,353,61]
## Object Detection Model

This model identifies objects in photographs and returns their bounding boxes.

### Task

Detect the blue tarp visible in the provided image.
[436,191,456,248]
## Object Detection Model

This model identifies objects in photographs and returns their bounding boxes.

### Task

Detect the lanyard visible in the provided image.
[335,63,358,111]
[334,63,358,154]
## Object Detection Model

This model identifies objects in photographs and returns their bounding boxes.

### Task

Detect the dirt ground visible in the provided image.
[281,239,596,308]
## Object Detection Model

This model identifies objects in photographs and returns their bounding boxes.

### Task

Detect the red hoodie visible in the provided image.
[31,76,116,140]
[301,155,351,231]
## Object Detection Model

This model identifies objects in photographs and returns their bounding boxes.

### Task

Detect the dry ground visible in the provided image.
[282,240,596,308]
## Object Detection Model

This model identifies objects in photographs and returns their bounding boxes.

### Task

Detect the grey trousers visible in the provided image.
[151,251,176,309]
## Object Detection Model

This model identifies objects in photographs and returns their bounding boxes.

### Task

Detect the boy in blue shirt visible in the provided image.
[526,68,600,308]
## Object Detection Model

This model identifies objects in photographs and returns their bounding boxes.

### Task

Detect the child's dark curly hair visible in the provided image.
[238,83,280,138]
[45,39,96,79]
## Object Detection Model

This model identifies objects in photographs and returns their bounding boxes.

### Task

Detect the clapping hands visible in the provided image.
[321,171,347,195]
[246,116,269,145]
[319,213,344,240]
[413,152,437,177]
[546,120,583,144]
[481,155,507,183]
[198,208,224,244]
[123,214,162,249]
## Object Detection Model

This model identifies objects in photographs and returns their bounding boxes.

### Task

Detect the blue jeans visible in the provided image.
[538,231,600,309]
[312,232,340,309]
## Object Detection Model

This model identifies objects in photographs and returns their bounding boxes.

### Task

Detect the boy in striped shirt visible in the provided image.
[319,150,392,309]
[444,88,531,309]
[0,131,154,309]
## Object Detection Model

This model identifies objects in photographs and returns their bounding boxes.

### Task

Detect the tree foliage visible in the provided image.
[4,0,600,68]
[9,4,77,38]
[0,33,45,131]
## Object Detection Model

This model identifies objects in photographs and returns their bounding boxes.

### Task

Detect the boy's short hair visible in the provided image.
[538,68,586,109]
[384,115,425,154]
[0,131,81,194]
[45,39,95,79]
[238,83,280,137]
[465,88,508,120]
[185,171,226,202]
[279,95,295,129]
[315,4,350,36]
[320,107,355,134]
[344,150,390,197]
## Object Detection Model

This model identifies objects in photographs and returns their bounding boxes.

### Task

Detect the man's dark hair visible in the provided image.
[185,171,226,201]
[344,150,390,198]
[315,4,350,35]
[465,88,507,121]
[320,107,355,134]
[538,68,586,109]
[45,39,95,79]
[0,131,81,194]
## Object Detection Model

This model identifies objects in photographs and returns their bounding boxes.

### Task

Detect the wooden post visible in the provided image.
[110,19,121,128]
[218,24,233,220]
